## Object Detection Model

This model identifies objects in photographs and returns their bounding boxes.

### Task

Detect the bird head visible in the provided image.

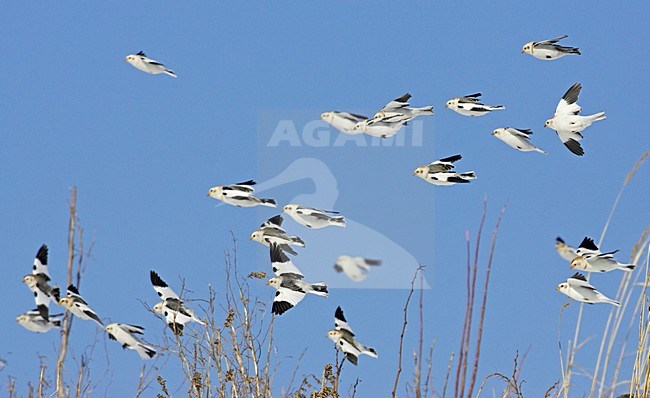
[124,55,136,63]
[22,275,37,287]
[492,128,505,137]
[105,323,117,334]
[327,329,342,342]
[522,42,533,54]
[413,166,427,177]
[352,120,367,132]
[445,99,457,109]
[250,231,262,241]
[556,283,567,292]
[282,204,297,214]
[544,119,554,129]
[320,112,332,122]
[152,302,164,314]
[570,257,586,270]
[207,186,222,198]
[16,314,28,324]
[267,276,281,288]
[58,297,71,308]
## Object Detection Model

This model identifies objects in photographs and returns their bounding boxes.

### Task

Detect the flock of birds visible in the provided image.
[16,35,632,369]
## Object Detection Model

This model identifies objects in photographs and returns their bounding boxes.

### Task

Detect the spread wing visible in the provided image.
[555,83,582,116]
[272,287,305,315]
[33,244,49,278]
[269,244,303,277]
[150,271,180,300]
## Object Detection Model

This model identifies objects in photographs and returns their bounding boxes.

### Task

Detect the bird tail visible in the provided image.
[52,319,62,328]
[291,236,306,247]
[164,69,177,78]
[260,198,277,208]
[588,112,606,122]
[619,263,636,272]
[569,48,581,55]
[489,105,505,110]
[136,343,157,360]
[362,346,379,358]
[460,171,476,180]
[534,147,548,155]
[330,216,346,227]
[308,282,328,297]
[412,106,434,116]
[604,297,621,307]
[193,316,207,326]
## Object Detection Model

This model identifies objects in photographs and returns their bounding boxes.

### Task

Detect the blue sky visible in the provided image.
[1,2,649,396]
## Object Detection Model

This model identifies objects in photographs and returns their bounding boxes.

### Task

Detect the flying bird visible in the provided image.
[522,35,580,60]
[372,93,434,123]
[267,244,328,315]
[555,237,578,262]
[124,51,177,78]
[413,154,476,186]
[321,112,368,134]
[58,285,104,327]
[326,306,377,365]
[150,270,205,336]
[445,93,505,116]
[492,128,547,154]
[22,244,60,322]
[334,255,381,282]
[16,310,63,333]
[556,273,620,306]
[283,204,346,229]
[106,323,157,360]
[250,215,305,256]
[570,237,635,273]
[208,180,277,208]
[353,118,406,139]
[544,83,606,156]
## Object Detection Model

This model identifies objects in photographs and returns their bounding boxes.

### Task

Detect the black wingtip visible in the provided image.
[67,284,80,295]
[578,237,598,251]
[394,93,412,103]
[150,270,168,288]
[51,287,61,302]
[564,139,584,156]
[270,243,290,264]
[136,51,146,56]
[465,93,482,98]
[438,154,462,163]
[235,179,256,186]
[272,301,293,315]
[556,237,565,244]
[562,82,582,105]
[335,306,346,322]
[569,272,587,282]
[265,215,283,227]
[35,244,48,265]
[169,322,184,336]
[346,353,359,366]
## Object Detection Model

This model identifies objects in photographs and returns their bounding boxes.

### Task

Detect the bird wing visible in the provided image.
[272,287,305,315]
[567,273,595,291]
[269,244,303,277]
[555,83,582,116]
[150,271,180,300]
[379,93,411,111]
[261,215,284,228]
[119,324,146,335]
[507,128,533,137]
[459,93,481,103]
[66,285,88,304]
[539,34,568,45]
[334,306,355,335]
[33,244,49,278]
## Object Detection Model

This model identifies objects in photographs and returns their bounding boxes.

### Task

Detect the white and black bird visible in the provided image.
[22,244,60,322]
[267,244,328,315]
[556,273,620,306]
[326,306,377,365]
[16,310,63,333]
[555,237,578,262]
[150,270,205,336]
[445,93,505,116]
[372,93,434,123]
[208,180,277,208]
[125,51,177,78]
[283,204,346,229]
[492,128,547,154]
[334,255,381,282]
[106,323,157,360]
[545,83,606,156]
[321,112,368,134]
[571,237,635,273]
[58,285,104,327]
[250,215,305,256]
[413,154,476,186]
[522,35,580,60]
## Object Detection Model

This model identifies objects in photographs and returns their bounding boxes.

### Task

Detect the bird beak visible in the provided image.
[249,236,253,240]
[206,192,210,196]
[412,171,417,176]
[555,286,560,291]
[124,57,128,62]
[445,104,449,108]
[521,50,525,54]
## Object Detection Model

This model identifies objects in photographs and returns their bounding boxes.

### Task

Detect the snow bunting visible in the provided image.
[150,270,205,336]
[372,93,434,123]
[207,180,277,208]
[570,237,635,273]
[125,51,177,77]
[58,285,104,327]
[556,273,620,306]
[283,204,346,229]
[251,215,305,256]
[16,310,62,333]
[334,255,381,282]
[321,112,368,134]
[22,244,60,322]
[445,93,505,116]
[267,244,327,315]
[106,323,157,360]
[545,83,606,156]
[492,128,547,154]
[522,35,580,60]
[326,306,377,365]
[555,237,578,262]
[413,155,476,186]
